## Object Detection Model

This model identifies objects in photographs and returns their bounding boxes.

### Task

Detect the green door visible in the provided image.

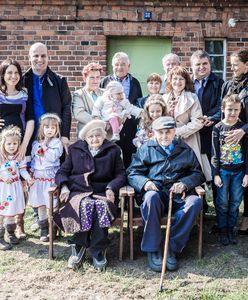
[107,37,171,95]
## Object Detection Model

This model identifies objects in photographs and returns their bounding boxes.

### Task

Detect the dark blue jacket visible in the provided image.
[23,67,72,138]
[196,72,224,156]
[127,138,205,203]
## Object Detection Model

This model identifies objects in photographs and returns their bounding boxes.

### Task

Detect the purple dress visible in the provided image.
[0,90,29,136]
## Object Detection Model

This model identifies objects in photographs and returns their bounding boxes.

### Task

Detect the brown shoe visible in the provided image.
[15,224,26,240]
[15,214,26,240]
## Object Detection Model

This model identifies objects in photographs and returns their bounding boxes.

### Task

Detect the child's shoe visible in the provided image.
[228,227,238,244]
[111,133,120,142]
[5,224,19,245]
[218,228,229,246]
[31,216,40,232]
[38,219,49,242]
[15,214,26,240]
[0,229,12,251]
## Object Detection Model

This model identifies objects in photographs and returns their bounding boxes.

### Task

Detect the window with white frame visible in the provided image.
[205,39,226,80]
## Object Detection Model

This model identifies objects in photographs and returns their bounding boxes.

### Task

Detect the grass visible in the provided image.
[0,204,248,299]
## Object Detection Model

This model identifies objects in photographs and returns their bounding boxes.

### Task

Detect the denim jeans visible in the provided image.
[215,169,244,229]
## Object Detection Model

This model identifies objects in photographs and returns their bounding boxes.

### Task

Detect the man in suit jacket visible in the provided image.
[191,50,224,163]
[100,52,142,167]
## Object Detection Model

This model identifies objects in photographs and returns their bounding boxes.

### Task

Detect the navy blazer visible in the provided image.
[195,72,224,156]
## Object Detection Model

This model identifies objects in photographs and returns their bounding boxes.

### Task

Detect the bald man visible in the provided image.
[23,42,71,152]
[23,42,72,232]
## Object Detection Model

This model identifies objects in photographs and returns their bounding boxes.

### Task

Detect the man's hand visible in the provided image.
[214,175,223,187]
[144,180,159,191]
[225,129,245,146]
[15,143,27,161]
[106,189,115,203]
[61,136,69,155]
[200,115,214,127]
[170,182,186,194]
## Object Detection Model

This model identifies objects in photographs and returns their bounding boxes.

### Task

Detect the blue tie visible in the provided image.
[197,79,205,103]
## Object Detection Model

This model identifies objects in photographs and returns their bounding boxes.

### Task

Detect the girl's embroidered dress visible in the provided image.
[28,138,63,208]
[0,158,30,217]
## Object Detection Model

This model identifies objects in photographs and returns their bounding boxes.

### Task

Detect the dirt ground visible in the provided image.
[0,210,248,300]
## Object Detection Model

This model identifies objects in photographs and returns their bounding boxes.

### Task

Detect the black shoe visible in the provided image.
[68,244,86,269]
[209,224,218,235]
[147,251,162,272]
[166,250,178,271]
[228,228,238,244]
[238,228,248,235]
[92,250,107,271]
[218,229,229,246]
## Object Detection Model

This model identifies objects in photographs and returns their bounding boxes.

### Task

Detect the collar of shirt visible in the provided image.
[112,73,132,99]
[160,142,175,156]
[113,73,132,83]
[193,75,209,94]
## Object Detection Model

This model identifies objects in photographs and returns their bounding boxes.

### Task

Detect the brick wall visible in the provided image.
[0,0,247,140]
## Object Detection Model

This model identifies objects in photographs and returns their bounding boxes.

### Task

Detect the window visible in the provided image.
[205,39,226,80]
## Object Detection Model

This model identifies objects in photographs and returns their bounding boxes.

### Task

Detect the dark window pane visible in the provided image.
[210,56,224,71]
[205,40,223,54]
[213,71,224,80]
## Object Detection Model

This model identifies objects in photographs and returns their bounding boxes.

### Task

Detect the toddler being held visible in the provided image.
[92,81,143,141]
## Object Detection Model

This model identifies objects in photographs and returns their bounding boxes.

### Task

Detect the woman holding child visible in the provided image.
[55,119,126,271]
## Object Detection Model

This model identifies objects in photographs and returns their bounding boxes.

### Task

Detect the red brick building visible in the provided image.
[0,0,247,139]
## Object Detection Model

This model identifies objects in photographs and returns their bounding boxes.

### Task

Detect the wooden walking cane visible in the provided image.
[48,186,55,260]
[159,191,186,292]
[159,190,173,292]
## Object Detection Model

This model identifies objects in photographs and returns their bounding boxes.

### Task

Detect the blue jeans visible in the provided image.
[215,169,244,229]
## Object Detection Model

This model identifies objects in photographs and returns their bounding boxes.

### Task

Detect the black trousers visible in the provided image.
[69,210,109,258]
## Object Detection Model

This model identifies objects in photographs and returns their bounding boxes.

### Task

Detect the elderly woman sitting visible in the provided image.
[55,120,126,270]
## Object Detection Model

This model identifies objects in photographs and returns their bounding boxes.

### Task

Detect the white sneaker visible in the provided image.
[31,220,40,232]
[111,133,120,142]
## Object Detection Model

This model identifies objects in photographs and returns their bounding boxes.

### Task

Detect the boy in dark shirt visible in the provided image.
[212,94,248,245]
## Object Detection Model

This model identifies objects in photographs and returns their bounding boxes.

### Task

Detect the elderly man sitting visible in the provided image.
[127,116,205,272]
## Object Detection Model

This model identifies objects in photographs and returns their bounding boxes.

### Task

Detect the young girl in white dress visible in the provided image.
[0,126,32,250]
[28,113,63,242]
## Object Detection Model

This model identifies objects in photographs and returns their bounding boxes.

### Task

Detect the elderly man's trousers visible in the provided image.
[140,191,202,254]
